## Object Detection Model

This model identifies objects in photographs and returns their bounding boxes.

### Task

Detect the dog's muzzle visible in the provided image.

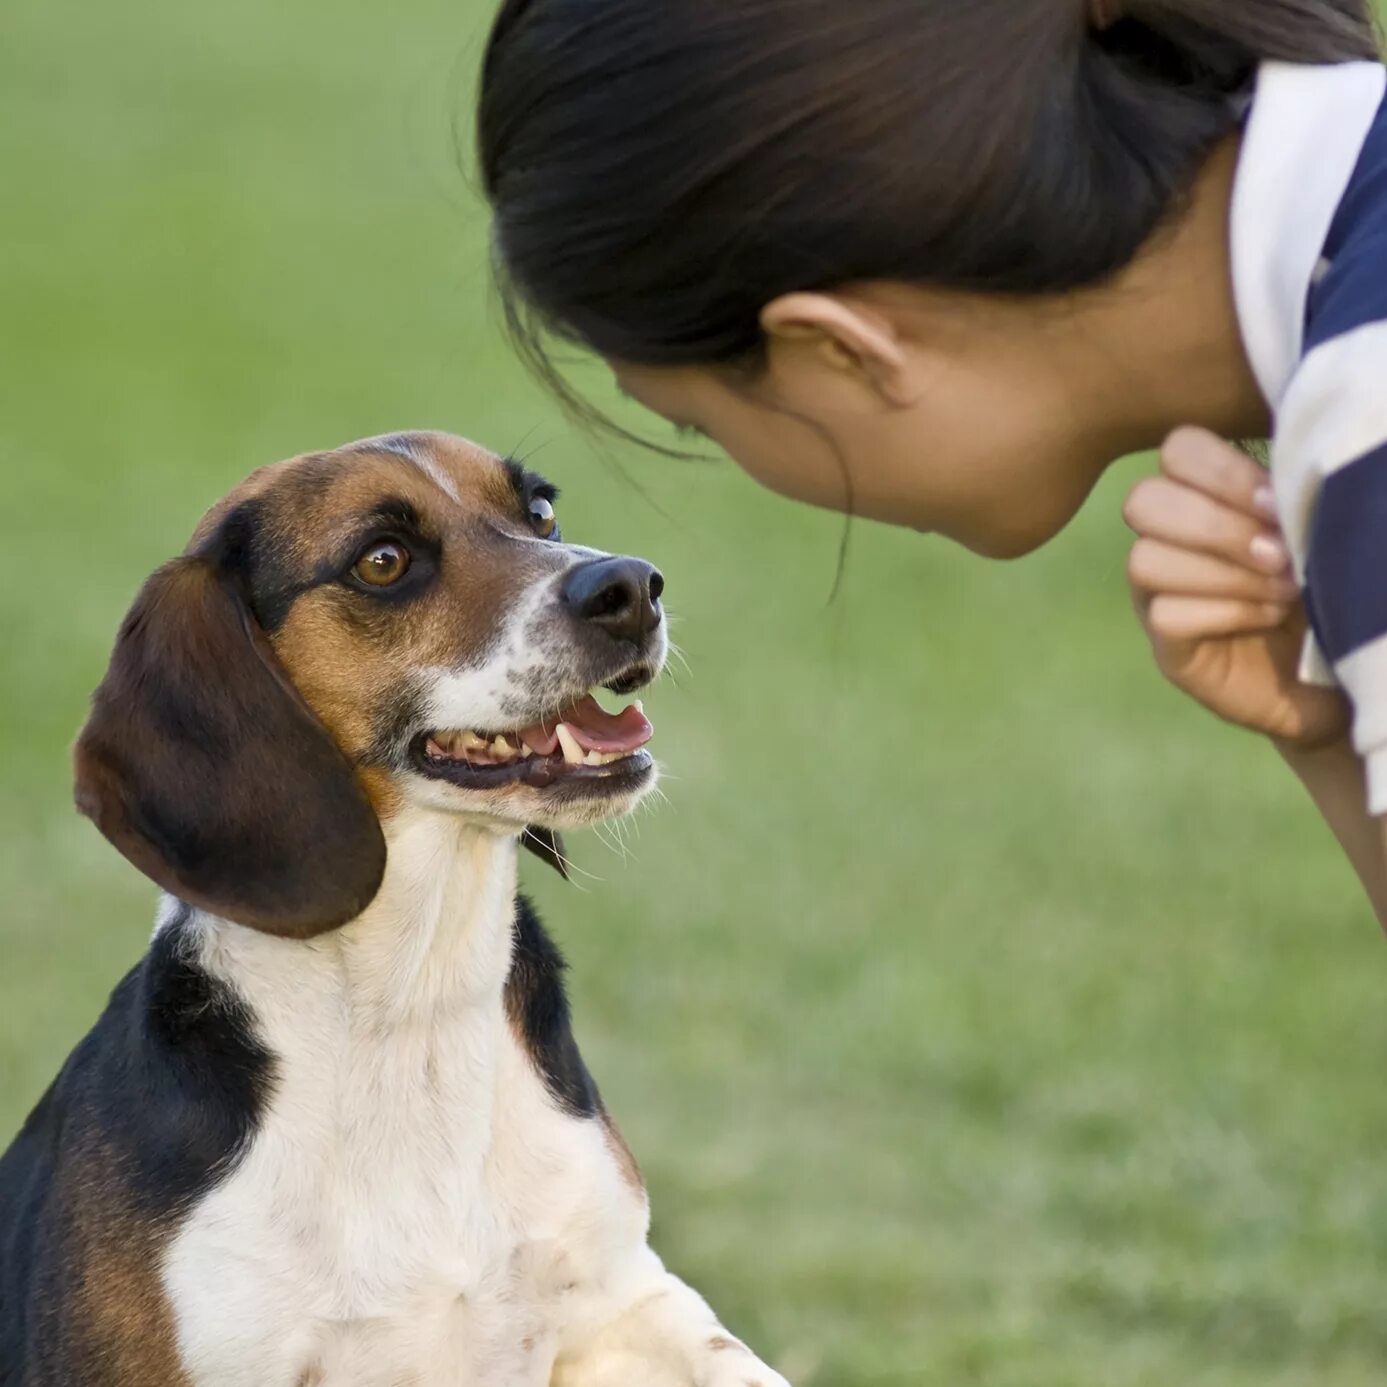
[409,554,667,801]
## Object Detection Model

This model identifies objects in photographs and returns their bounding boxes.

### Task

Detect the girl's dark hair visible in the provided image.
[478,0,1379,378]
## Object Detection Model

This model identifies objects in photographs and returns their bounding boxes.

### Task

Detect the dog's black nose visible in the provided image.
[561,557,664,642]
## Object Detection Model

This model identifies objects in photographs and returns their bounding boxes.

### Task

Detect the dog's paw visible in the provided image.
[551,1335,792,1387]
[551,1347,690,1387]
[549,1272,792,1387]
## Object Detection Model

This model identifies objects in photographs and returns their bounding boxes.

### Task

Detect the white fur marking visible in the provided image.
[160,808,780,1387]
[164,813,638,1384]
[409,451,462,504]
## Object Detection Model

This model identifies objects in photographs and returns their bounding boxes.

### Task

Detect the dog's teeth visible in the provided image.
[520,740,538,758]
[459,731,487,752]
[426,736,448,759]
[633,700,644,714]
[556,724,585,766]
[492,735,517,761]
[584,750,604,767]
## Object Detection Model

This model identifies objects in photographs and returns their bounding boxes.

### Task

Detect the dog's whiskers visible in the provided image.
[591,821,624,862]
[549,839,602,889]
[505,428,560,472]
[664,640,692,680]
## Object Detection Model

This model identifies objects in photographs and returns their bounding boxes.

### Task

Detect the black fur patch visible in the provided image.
[0,906,274,1376]
[502,458,558,507]
[502,460,561,541]
[211,498,315,634]
[504,895,598,1119]
[125,913,276,1210]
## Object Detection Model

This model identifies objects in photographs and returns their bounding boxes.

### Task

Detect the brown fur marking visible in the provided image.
[707,1334,749,1353]
[253,436,564,816]
[44,1142,193,1385]
[601,1107,646,1197]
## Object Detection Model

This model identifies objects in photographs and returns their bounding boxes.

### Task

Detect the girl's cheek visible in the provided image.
[735,431,850,511]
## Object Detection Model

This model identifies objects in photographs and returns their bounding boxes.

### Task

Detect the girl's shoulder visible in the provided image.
[1240,63,1387,701]
[1307,70,1387,360]
[1232,59,1387,409]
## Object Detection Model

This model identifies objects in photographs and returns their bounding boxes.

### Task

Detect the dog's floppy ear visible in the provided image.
[521,826,570,880]
[73,551,387,938]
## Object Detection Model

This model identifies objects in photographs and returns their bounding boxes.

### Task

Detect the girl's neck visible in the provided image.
[1088,134,1270,454]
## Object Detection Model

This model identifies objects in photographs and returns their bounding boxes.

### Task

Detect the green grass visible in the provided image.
[4,5,1387,1383]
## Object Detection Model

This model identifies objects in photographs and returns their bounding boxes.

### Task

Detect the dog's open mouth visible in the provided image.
[412,693,654,792]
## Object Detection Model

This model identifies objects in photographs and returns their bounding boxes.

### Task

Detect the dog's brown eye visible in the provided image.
[354,541,410,587]
[529,497,557,539]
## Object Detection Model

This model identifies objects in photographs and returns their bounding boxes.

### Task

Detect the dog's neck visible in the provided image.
[180,807,522,1035]
[333,808,521,1028]
[160,812,537,1246]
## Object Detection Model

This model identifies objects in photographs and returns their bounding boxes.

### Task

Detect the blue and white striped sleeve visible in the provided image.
[1285,218,1387,813]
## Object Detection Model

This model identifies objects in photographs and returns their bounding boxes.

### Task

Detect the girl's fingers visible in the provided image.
[1160,427,1277,520]
[1146,595,1291,643]
[1127,539,1300,604]
[1123,475,1291,575]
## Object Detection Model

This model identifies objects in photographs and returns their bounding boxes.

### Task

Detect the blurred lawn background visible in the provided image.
[4,4,1387,1384]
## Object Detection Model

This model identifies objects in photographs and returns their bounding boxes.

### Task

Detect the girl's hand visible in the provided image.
[1123,427,1349,749]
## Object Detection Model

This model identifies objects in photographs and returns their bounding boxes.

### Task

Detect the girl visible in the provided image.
[477,2,1387,923]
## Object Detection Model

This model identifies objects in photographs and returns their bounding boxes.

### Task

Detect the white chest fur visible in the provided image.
[161,812,650,1387]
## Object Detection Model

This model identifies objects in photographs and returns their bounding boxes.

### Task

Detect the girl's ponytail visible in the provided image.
[1068,0,1380,286]
[481,0,1381,374]
[1100,1,1379,64]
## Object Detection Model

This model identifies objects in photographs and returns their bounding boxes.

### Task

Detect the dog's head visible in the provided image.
[73,432,667,938]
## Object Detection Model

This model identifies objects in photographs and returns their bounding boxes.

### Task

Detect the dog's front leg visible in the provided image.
[552,1254,791,1387]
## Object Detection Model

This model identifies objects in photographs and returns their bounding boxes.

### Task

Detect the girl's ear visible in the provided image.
[760,293,914,406]
[73,555,387,938]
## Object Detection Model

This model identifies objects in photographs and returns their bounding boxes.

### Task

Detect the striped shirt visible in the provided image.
[1235,61,1387,811]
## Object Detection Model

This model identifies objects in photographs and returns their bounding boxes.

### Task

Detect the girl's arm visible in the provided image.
[1124,428,1387,927]
[1277,738,1387,925]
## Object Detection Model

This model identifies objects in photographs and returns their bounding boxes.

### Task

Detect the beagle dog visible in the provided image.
[0,433,788,1387]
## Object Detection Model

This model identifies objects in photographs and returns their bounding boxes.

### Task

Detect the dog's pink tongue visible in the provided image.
[518,695,652,755]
